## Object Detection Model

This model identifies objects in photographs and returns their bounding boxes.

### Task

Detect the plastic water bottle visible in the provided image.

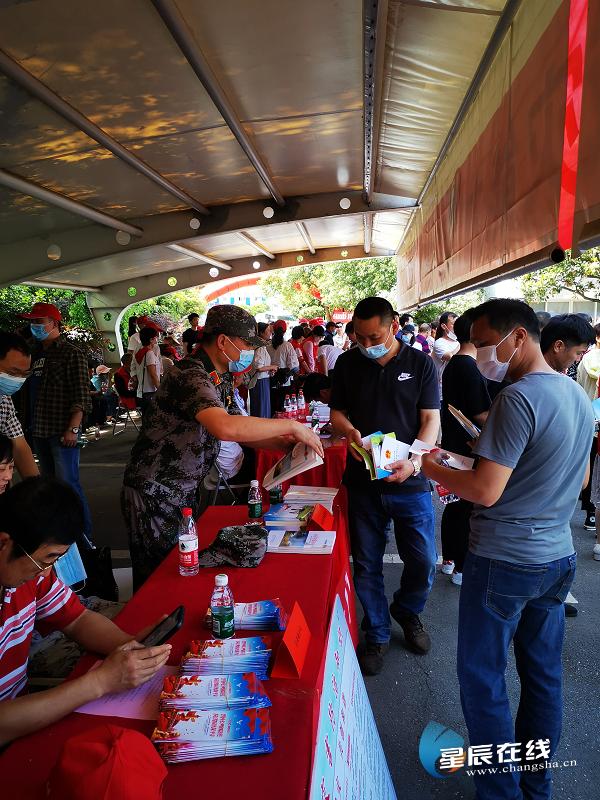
[290,393,298,417]
[298,390,306,420]
[284,394,291,418]
[248,479,263,519]
[210,574,235,639]
[178,508,199,576]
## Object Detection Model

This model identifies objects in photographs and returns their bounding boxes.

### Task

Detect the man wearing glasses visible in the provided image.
[0,331,38,478]
[0,475,171,745]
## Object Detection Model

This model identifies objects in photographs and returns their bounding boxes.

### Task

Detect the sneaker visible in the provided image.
[357,642,389,676]
[593,544,600,561]
[450,571,462,586]
[584,514,596,531]
[389,603,431,654]
[441,560,455,575]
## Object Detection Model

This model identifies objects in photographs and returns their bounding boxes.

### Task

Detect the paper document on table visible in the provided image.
[75,665,178,720]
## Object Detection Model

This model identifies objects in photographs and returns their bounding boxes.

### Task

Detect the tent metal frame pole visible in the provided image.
[0,48,210,215]
[236,231,275,259]
[296,221,316,254]
[363,212,373,254]
[363,0,388,204]
[167,243,233,270]
[151,0,285,208]
[0,168,143,236]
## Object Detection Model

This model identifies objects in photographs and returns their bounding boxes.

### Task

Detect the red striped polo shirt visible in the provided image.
[0,572,85,700]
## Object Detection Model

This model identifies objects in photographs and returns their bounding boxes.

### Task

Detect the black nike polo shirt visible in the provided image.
[330,343,440,494]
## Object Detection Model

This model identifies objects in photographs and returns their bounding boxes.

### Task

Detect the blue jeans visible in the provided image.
[348,487,436,643]
[457,551,577,800]
[33,435,93,540]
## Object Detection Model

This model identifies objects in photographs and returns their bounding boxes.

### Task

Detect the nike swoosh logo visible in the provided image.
[398,375,413,382]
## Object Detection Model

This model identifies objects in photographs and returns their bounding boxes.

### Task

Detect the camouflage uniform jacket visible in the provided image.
[123,350,241,508]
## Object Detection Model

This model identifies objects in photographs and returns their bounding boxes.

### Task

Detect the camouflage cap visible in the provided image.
[203,304,263,347]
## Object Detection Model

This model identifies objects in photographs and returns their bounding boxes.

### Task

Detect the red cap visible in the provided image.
[47,724,167,800]
[273,319,287,332]
[308,317,323,328]
[298,318,309,326]
[138,316,163,333]
[21,302,62,321]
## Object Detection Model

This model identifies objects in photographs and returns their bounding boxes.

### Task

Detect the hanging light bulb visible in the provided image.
[263,206,275,219]
[252,260,261,270]
[339,197,351,210]
[209,267,219,278]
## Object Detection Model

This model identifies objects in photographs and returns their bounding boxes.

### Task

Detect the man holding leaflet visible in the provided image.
[330,297,440,676]
[419,299,594,800]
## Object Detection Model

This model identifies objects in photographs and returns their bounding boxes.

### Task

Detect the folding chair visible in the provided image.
[112,398,140,436]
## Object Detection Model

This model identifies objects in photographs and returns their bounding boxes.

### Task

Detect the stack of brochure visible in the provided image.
[152,708,274,763]
[263,502,315,529]
[351,431,411,480]
[205,600,289,631]
[159,673,271,712]
[267,529,336,555]
[180,637,272,680]
[284,485,337,513]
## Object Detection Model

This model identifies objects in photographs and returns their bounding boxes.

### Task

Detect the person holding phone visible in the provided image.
[0,476,171,747]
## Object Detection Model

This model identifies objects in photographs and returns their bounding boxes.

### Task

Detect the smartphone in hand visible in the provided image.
[140,606,185,647]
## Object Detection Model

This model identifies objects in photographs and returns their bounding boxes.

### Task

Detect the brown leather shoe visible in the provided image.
[390,603,431,654]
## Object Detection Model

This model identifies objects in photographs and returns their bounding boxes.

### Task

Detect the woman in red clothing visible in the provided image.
[290,325,310,374]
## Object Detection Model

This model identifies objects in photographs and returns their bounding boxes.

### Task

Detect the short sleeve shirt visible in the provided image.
[470,372,595,564]
[432,337,458,387]
[0,573,84,700]
[182,327,201,355]
[330,344,440,494]
[441,355,491,455]
[0,396,24,439]
[123,355,239,507]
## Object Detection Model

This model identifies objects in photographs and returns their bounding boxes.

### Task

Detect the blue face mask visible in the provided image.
[0,373,26,396]
[358,327,394,360]
[53,542,87,588]
[30,324,50,341]
[224,338,255,374]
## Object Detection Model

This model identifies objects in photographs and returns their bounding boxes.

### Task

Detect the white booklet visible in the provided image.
[447,404,481,439]
[267,529,336,554]
[410,439,474,471]
[262,441,324,490]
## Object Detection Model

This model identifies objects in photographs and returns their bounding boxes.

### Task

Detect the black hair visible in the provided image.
[470,299,540,342]
[345,321,354,335]
[0,434,13,464]
[353,297,394,325]
[453,309,476,345]
[594,323,600,339]
[139,326,158,347]
[257,322,270,335]
[326,321,336,330]
[399,313,412,327]
[188,313,200,324]
[575,312,593,324]
[271,327,285,350]
[291,325,304,340]
[1,477,83,557]
[121,353,132,365]
[0,331,30,361]
[302,372,331,402]
[127,316,138,337]
[540,313,596,353]
[435,311,457,339]
[535,311,552,331]
[312,325,325,337]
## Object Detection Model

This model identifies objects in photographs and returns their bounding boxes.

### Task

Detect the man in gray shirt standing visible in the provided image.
[418,299,594,800]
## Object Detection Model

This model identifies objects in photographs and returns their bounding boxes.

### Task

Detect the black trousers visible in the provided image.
[581,436,598,514]
[440,498,473,573]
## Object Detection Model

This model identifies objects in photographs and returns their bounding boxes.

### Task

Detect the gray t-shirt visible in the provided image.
[470,371,594,565]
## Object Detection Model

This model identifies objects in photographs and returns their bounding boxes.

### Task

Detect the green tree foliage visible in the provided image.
[412,289,485,325]
[259,257,397,319]
[0,285,95,331]
[520,248,600,304]
[119,291,206,342]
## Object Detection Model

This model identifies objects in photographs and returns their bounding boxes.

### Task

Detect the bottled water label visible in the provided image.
[212,606,235,639]
[179,535,199,567]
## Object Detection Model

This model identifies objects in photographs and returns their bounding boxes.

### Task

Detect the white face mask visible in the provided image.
[475,329,517,382]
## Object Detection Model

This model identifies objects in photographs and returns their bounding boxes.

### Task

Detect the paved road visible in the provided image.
[79,425,600,799]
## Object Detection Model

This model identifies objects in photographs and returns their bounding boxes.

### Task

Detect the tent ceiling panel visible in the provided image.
[376,1,503,200]
[372,209,414,252]
[239,223,305,254]
[0,0,228,143]
[304,215,364,250]
[0,186,91,245]
[176,0,363,123]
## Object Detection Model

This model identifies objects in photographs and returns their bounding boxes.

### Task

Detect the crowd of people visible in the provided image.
[0,292,598,800]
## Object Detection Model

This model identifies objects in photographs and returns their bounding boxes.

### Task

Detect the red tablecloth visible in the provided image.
[256,439,347,494]
[0,498,356,800]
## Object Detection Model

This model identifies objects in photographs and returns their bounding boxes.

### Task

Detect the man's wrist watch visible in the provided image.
[70,427,80,434]
[410,457,421,476]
